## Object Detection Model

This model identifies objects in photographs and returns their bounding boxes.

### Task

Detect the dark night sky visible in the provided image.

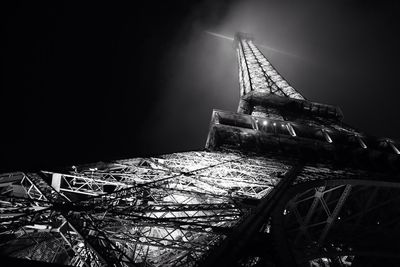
[1,0,399,172]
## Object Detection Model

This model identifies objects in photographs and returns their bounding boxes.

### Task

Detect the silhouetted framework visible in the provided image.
[1,32,399,267]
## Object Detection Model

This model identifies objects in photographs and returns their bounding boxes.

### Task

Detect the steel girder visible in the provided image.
[235,33,304,100]
[0,150,291,266]
[2,32,400,267]
[271,178,400,267]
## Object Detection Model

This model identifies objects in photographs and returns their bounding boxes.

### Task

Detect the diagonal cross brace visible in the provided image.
[197,163,303,267]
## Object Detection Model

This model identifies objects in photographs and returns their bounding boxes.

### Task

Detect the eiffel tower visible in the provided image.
[1,32,399,267]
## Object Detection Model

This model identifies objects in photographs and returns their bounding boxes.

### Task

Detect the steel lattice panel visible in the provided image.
[236,35,305,100]
[2,31,400,267]
[0,150,291,266]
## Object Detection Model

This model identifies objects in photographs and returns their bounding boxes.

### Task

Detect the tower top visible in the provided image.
[234,32,254,45]
[234,31,305,114]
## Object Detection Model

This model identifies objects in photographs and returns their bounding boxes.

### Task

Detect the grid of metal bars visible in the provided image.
[236,36,305,100]
[0,150,290,266]
[0,32,399,267]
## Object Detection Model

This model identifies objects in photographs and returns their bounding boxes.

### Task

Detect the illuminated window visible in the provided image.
[389,142,400,154]
[322,129,333,143]
[356,136,367,149]
[286,123,297,137]
[252,119,259,130]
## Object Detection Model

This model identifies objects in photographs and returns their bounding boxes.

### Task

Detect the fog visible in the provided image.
[1,1,399,171]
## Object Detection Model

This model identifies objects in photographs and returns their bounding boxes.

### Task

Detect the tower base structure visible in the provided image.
[1,32,400,267]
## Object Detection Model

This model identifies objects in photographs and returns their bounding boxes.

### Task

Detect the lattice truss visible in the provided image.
[281,181,400,266]
[236,36,304,100]
[295,166,373,185]
[0,150,291,266]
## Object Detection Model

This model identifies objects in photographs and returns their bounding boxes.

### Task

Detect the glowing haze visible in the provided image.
[1,0,399,172]
[205,30,301,59]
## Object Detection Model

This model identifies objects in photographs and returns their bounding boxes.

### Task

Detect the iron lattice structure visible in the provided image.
[1,32,400,267]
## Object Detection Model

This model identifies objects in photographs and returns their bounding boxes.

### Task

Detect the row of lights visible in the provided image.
[215,110,400,155]
[253,118,399,154]
[255,119,297,138]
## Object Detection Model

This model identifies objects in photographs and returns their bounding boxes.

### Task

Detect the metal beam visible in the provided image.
[198,163,303,267]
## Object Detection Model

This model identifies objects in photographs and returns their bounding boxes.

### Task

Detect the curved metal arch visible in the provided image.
[294,178,400,191]
[305,250,400,262]
[270,178,400,267]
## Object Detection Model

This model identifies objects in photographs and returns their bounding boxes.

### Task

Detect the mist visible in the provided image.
[1,0,399,171]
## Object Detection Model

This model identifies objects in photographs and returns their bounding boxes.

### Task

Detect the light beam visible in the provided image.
[205,30,301,59]
[205,31,234,41]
